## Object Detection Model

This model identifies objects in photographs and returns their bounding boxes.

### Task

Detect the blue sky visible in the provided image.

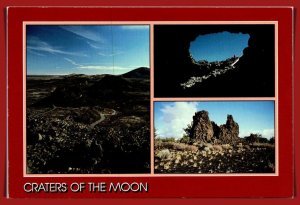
[26,25,150,75]
[154,101,275,139]
[189,32,250,62]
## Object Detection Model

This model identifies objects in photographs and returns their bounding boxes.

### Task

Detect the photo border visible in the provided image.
[23,21,278,178]
[23,21,153,178]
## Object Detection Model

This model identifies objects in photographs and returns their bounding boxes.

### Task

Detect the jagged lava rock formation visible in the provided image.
[190,111,214,142]
[218,115,239,144]
[155,110,275,174]
[190,110,240,144]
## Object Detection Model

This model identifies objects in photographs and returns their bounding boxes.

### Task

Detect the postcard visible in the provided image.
[6,7,293,198]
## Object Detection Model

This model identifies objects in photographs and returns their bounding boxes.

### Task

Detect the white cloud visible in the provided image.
[86,41,123,57]
[27,49,46,57]
[239,130,258,138]
[60,26,106,43]
[77,65,128,71]
[156,102,198,139]
[64,58,82,66]
[27,37,86,57]
[240,128,274,139]
[262,129,275,139]
[98,51,123,57]
[77,66,133,75]
[86,41,102,49]
[63,58,132,73]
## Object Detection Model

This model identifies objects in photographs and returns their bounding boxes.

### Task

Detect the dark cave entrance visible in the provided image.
[154,24,275,97]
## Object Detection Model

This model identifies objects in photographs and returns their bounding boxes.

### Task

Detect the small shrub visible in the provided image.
[179,135,191,144]
[237,143,243,148]
[157,149,171,159]
[154,140,163,149]
[158,141,198,152]
[252,142,275,149]
[204,147,210,152]
[244,133,269,144]
[204,143,213,150]
[183,123,193,137]
[244,144,251,150]
[161,137,176,143]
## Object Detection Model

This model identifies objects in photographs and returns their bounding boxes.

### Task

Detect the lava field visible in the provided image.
[26,68,150,174]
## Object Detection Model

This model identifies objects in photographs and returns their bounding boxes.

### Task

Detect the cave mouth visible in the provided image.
[189,31,250,63]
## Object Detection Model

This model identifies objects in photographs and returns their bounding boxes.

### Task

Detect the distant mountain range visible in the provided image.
[27,67,150,79]
[122,67,150,78]
[32,67,150,107]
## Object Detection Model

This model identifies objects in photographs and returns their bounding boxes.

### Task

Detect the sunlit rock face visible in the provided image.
[218,115,240,144]
[190,111,214,143]
[154,25,275,97]
[189,111,240,145]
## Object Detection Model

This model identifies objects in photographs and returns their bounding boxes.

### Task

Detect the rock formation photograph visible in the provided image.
[26,25,150,174]
[154,101,275,174]
[154,24,275,97]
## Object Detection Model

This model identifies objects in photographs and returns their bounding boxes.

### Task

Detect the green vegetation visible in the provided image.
[243,133,273,144]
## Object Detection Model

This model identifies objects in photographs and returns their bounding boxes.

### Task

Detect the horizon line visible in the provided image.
[26,67,150,76]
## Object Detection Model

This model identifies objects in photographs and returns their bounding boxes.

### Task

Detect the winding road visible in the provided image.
[32,105,117,130]
[89,109,117,129]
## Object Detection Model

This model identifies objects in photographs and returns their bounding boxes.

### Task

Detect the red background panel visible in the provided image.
[0,0,298,205]
[7,6,293,198]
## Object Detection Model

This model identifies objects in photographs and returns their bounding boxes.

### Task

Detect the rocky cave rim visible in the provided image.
[188,31,250,63]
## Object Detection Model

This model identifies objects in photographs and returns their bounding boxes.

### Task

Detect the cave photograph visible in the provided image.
[154,24,275,97]
[26,25,150,174]
[154,101,276,174]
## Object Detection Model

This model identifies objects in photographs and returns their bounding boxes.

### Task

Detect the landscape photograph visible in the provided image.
[154,24,275,97]
[26,25,150,174]
[154,101,276,174]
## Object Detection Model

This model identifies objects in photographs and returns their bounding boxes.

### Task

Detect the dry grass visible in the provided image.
[252,142,275,149]
[156,141,198,152]
[221,144,232,150]
[212,145,223,152]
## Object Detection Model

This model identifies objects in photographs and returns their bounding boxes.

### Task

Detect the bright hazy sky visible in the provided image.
[155,101,275,140]
[189,31,250,62]
[26,25,150,75]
